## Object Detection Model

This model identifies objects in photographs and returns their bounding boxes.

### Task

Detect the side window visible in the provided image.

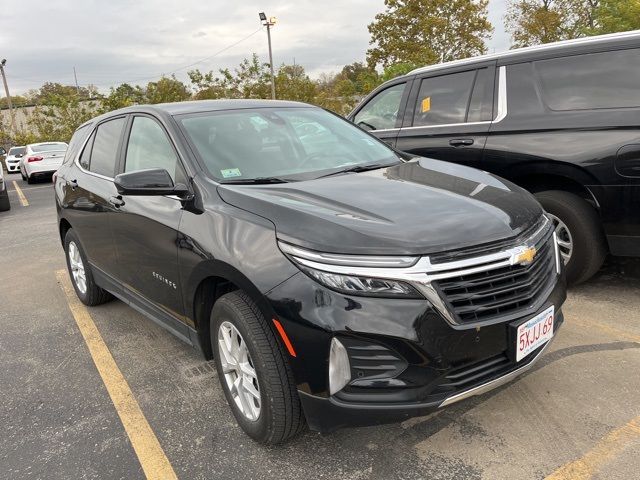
[353,83,406,131]
[535,48,640,110]
[79,131,95,170]
[413,70,476,127]
[88,117,126,177]
[125,116,184,182]
[64,124,92,165]
[467,68,493,122]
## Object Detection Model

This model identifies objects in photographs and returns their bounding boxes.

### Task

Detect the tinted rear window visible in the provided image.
[535,48,640,110]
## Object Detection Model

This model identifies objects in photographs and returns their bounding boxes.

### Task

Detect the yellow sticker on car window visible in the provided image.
[421,97,431,113]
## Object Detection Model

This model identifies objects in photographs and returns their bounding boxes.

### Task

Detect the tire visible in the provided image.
[26,174,34,184]
[535,190,607,285]
[0,191,10,211]
[63,229,113,306]
[211,291,305,444]
[21,171,26,181]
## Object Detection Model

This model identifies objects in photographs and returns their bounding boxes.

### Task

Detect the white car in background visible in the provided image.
[4,146,26,173]
[20,142,68,184]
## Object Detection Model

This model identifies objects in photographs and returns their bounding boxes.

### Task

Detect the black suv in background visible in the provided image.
[349,30,640,284]
[56,100,565,444]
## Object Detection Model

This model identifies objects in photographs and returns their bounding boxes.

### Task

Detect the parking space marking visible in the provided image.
[56,270,178,480]
[545,415,640,480]
[12,181,29,206]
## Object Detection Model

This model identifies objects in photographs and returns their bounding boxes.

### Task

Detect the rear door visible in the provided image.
[64,116,127,278]
[395,63,495,169]
[349,79,412,148]
[110,114,189,331]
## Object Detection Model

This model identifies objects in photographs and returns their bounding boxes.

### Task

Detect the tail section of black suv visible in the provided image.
[56,100,566,444]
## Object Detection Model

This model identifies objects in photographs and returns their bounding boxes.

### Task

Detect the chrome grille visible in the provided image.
[435,226,556,324]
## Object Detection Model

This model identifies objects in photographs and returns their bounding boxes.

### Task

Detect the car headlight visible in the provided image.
[278,241,422,298]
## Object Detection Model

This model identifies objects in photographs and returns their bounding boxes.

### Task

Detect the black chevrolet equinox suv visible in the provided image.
[349,31,640,284]
[56,100,566,444]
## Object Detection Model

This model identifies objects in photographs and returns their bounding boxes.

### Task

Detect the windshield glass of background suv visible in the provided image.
[9,147,26,156]
[179,107,398,181]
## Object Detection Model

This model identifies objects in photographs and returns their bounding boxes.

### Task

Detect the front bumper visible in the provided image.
[5,161,20,172]
[267,266,566,433]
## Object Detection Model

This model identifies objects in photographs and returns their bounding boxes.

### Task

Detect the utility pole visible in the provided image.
[73,66,80,95]
[0,59,17,136]
[259,12,277,100]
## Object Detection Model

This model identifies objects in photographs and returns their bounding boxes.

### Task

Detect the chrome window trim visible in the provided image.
[281,216,553,326]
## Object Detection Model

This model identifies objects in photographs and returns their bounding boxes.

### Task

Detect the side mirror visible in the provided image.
[114,168,189,196]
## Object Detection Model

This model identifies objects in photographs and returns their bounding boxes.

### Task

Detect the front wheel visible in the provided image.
[211,291,305,444]
[535,190,607,285]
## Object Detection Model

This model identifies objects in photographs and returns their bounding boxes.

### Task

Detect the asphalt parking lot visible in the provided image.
[1,176,639,480]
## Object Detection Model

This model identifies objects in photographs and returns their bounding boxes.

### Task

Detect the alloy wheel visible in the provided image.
[217,321,261,421]
[548,213,573,264]
[68,241,87,294]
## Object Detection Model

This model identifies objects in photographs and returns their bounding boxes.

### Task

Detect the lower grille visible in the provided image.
[435,227,556,324]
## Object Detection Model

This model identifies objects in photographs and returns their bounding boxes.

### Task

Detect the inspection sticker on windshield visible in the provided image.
[221,168,242,178]
[516,305,554,362]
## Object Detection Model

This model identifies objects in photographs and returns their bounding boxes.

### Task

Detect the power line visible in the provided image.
[9,26,265,90]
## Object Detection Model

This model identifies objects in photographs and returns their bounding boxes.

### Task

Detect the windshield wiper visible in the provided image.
[317,162,393,178]
[219,176,292,185]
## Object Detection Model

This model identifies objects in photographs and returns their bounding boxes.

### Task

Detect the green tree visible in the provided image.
[99,83,146,113]
[274,64,317,103]
[367,0,493,69]
[145,76,191,104]
[189,54,271,100]
[593,0,640,34]
[505,0,602,47]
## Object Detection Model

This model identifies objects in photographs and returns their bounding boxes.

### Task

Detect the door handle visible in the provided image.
[109,195,125,208]
[68,179,78,190]
[449,138,474,147]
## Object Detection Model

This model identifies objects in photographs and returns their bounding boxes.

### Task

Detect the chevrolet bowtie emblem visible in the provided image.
[513,246,537,265]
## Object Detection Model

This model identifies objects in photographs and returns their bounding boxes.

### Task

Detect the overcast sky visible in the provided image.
[1,0,510,95]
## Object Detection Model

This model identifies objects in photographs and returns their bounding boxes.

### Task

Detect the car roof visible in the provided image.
[406,29,640,77]
[27,142,67,147]
[107,99,311,117]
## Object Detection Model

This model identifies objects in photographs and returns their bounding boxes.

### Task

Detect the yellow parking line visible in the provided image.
[12,181,29,206]
[545,415,640,480]
[56,270,178,480]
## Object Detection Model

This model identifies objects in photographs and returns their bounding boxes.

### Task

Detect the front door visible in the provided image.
[110,114,189,327]
[395,64,496,170]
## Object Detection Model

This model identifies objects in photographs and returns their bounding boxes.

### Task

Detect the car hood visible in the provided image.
[217,158,543,255]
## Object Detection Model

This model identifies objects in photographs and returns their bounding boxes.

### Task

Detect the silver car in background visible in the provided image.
[19,142,68,183]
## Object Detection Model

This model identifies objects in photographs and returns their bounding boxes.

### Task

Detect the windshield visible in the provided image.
[9,147,26,156]
[31,143,67,153]
[178,107,398,182]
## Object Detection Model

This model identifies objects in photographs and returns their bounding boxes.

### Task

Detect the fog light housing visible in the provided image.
[329,337,351,395]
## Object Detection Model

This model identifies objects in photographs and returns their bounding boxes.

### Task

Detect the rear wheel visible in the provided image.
[26,174,34,184]
[64,229,113,306]
[21,171,26,181]
[535,190,607,285]
[210,291,305,444]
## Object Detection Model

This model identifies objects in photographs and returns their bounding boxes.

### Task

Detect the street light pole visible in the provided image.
[0,59,17,136]
[259,12,277,100]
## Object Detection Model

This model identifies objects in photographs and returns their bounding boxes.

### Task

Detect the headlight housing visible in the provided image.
[279,241,422,299]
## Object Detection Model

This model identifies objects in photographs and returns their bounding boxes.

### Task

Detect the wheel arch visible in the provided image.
[187,260,280,360]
